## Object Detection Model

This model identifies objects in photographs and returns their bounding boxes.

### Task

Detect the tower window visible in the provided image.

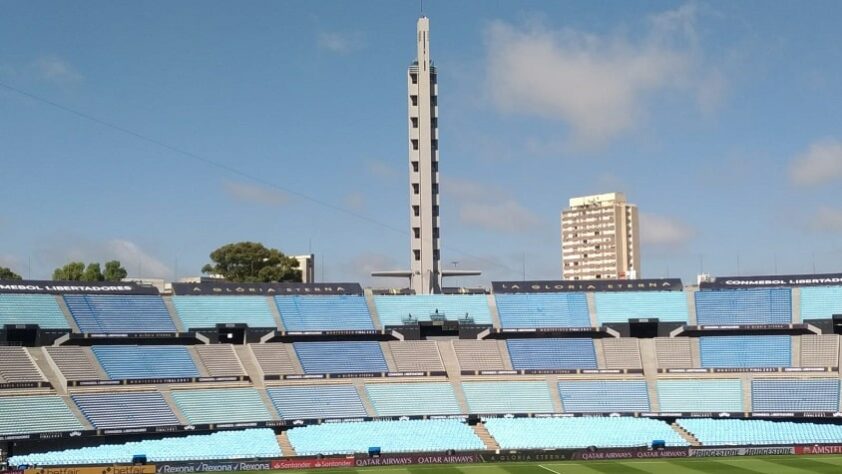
[413,205,420,217]
[411,117,418,128]
[412,183,420,194]
[433,227,439,238]
[412,161,419,172]
[411,139,419,150]
[431,96,437,107]
[413,250,421,261]
[432,139,438,150]
[433,205,439,217]
[410,73,418,84]
[433,250,440,260]
[411,95,418,106]
[431,118,437,129]
[432,162,438,172]
[413,227,420,238]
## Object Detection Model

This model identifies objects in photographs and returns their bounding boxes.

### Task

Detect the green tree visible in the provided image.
[104,260,128,282]
[53,262,86,281]
[0,266,22,280]
[81,263,104,282]
[202,242,301,283]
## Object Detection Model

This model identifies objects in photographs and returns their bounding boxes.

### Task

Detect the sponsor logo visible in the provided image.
[797,445,842,455]
[270,458,354,469]
[155,462,270,473]
[689,447,794,457]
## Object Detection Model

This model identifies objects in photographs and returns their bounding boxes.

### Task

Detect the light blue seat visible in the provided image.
[462,381,554,414]
[678,418,842,446]
[0,395,83,436]
[657,379,743,412]
[495,293,590,328]
[594,291,688,324]
[373,295,492,327]
[506,338,597,370]
[801,286,842,320]
[73,392,179,429]
[287,419,484,455]
[171,388,272,424]
[695,288,792,325]
[0,294,70,329]
[293,341,387,374]
[276,295,374,331]
[484,417,687,449]
[268,384,367,420]
[92,345,199,380]
[64,294,176,333]
[365,382,461,416]
[751,378,839,412]
[699,335,791,368]
[172,296,276,329]
[9,429,281,465]
[558,380,650,412]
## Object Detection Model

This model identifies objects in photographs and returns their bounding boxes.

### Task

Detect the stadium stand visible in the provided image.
[194,344,247,377]
[365,382,462,416]
[0,346,45,382]
[751,378,840,412]
[695,288,792,325]
[171,388,272,424]
[72,392,179,429]
[699,335,791,368]
[654,337,694,368]
[452,340,508,371]
[249,343,299,376]
[506,338,597,370]
[373,295,493,327]
[557,380,650,412]
[45,346,102,381]
[267,384,367,420]
[0,395,84,435]
[484,417,687,449]
[0,294,70,328]
[601,338,643,369]
[294,341,387,374]
[171,296,276,329]
[594,291,689,323]
[494,293,590,328]
[387,340,444,372]
[275,295,374,331]
[678,418,842,445]
[64,294,176,333]
[462,381,554,414]
[657,379,743,412]
[91,345,200,380]
[800,334,840,367]
[800,286,842,320]
[9,429,282,465]
[287,419,485,455]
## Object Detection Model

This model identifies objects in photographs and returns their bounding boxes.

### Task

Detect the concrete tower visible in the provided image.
[407,16,440,294]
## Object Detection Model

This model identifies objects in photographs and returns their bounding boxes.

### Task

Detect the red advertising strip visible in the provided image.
[796,445,842,455]
[271,458,355,470]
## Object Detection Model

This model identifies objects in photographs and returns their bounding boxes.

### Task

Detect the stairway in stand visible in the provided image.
[473,423,500,451]
[672,422,701,446]
[277,431,297,456]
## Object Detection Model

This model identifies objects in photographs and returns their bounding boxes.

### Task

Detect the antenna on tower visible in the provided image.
[420,0,424,15]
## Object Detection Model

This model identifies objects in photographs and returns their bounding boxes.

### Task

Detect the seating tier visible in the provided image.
[64,295,175,333]
[172,296,276,329]
[494,293,590,328]
[594,291,688,323]
[275,295,374,331]
[507,338,597,370]
[268,384,367,420]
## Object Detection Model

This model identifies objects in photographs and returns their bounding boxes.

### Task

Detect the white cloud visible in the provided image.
[789,139,842,186]
[640,212,695,246]
[38,238,172,279]
[442,177,543,234]
[366,160,401,181]
[485,4,722,148]
[33,55,83,85]
[343,191,365,211]
[105,239,171,278]
[223,180,289,207]
[317,31,366,54]
[810,207,842,232]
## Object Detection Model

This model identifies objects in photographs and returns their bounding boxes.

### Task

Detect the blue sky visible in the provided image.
[1,0,841,286]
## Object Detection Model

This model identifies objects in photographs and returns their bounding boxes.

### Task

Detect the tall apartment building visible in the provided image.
[561,192,640,280]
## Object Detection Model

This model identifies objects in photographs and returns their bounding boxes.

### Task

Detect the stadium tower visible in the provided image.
[372,16,478,294]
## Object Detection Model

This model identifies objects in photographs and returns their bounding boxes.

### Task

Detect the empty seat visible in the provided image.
[268,384,367,420]
[0,395,83,435]
[294,341,387,374]
[462,381,554,414]
[594,291,689,323]
[655,338,693,368]
[751,378,839,412]
[495,293,590,328]
[64,294,176,333]
[388,341,444,372]
[452,340,507,371]
[657,379,743,412]
[73,392,179,429]
[507,338,597,370]
[275,295,374,331]
[800,334,839,367]
[0,347,45,382]
[485,417,686,449]
[695,288,792,325]
[0,294,69,329]
[365,382,461,416]
[91,345,199,380]
[45,346,102,381]
[800,286,842,320]
[602,338,642,369]
[700,335,791,368]
[678,418,842,446]
[172,296,276,329]
[374,295,492,327]
[558,380,650,412]
[171,388,272,424]
[194,344,246,377]
[249,344,298,376]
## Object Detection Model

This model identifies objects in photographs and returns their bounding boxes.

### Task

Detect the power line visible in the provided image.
[0,80,515,274]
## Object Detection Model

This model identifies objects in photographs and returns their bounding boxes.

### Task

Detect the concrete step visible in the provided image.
[61,394,94,430]
[672,422,701,446]
[277,431,297,457]
[27,347,65,395]
[473,423,500,451]
[235,345,265,388]
[354,380,378,417]
[160,390,190,425]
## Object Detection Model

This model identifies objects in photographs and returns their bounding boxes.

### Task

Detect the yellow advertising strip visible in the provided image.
[26,465,155,474]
